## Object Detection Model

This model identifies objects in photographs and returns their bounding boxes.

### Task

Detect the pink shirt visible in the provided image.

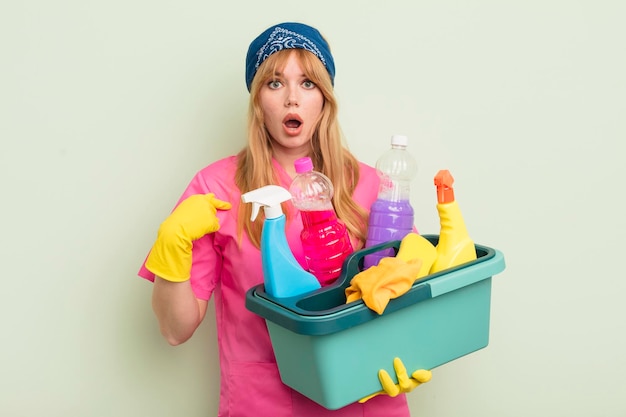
[139,156,410,417]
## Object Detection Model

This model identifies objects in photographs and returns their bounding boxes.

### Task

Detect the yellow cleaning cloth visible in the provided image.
[345,257,422,314]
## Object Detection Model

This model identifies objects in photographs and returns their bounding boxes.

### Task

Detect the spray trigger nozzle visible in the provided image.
[241,185,293,221]
[249,202,261,221]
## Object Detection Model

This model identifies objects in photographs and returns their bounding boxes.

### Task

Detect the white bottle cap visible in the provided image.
[391,134,408,147]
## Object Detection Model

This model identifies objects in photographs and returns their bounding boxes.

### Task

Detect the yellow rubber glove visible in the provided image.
[359,358,432,403]
[145,193,231,282]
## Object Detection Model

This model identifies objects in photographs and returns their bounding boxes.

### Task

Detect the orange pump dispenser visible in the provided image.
[430,170,477,273]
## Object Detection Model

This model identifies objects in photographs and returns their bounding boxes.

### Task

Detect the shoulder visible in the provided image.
[357,161,377,180]
[182,155,240,202]
[196,155,238,177]
[356,161,379,187]
[194,156,239,186]
[352,161,380,207]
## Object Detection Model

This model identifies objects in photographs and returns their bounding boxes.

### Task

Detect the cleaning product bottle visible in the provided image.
[241,185,321,298]
[430,169,477,273]
[289,157,354,286]
[364,134,418,268]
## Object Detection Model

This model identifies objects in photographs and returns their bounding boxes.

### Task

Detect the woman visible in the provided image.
[139,22,429,416]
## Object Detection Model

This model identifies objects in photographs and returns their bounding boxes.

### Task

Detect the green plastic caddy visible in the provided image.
[245,234,506,410]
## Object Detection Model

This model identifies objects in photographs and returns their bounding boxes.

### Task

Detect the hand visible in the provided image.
[145,193,231,282]
[359,357,432,403]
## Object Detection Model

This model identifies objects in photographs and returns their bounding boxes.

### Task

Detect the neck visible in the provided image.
[272,150,310,179]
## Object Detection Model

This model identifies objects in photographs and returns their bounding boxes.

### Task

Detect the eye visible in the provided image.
[302,79,316,89]
[268,79,282,89]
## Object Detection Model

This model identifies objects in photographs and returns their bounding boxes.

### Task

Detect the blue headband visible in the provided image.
[245,22,335,92]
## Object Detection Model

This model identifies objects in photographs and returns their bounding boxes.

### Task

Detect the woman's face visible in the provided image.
[259,52,324,158]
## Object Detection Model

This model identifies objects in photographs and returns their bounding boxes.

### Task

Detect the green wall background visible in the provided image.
[1,1,624,416]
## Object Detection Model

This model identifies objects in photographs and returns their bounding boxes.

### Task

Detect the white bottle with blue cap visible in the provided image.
[241,185,321,298]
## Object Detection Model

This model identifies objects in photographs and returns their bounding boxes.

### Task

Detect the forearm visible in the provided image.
[152,276,207,345]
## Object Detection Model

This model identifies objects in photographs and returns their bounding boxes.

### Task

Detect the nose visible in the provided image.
[285,87,299,107]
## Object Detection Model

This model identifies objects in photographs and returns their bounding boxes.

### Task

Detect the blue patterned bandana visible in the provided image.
[245,22,335,92]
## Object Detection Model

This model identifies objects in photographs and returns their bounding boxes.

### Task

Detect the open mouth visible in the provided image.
[284,119,302,128]
[283,114,303,130]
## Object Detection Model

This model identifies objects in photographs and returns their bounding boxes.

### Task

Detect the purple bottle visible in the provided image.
[364,135,418,268]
